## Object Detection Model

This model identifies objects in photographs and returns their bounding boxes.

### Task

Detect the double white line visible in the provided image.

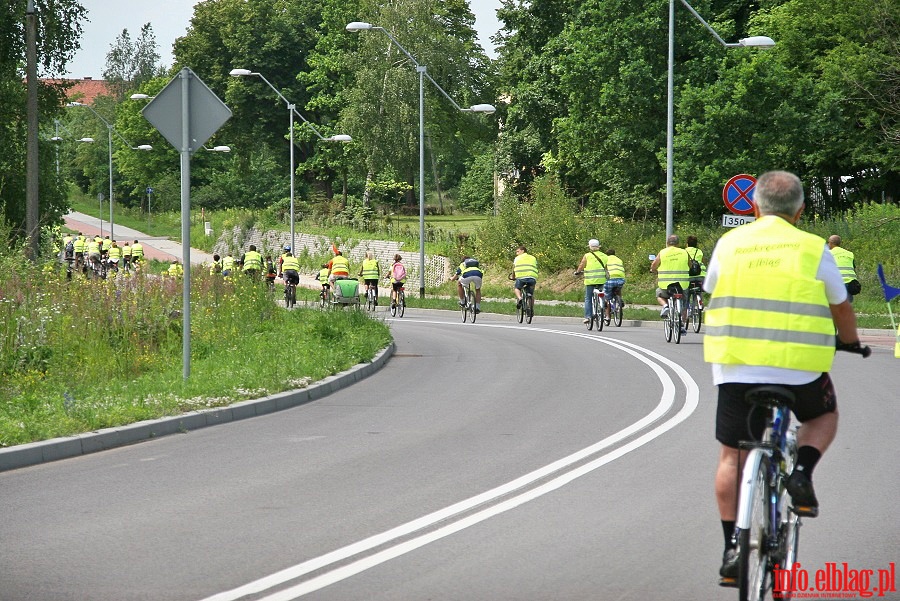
[201,324,699,601]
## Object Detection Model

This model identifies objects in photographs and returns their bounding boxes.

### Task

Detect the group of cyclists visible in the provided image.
[61,232,145,277]
[313,250,408,309]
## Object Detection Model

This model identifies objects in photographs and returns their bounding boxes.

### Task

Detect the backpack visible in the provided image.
[392,262,407,281]
[688,250,702,277]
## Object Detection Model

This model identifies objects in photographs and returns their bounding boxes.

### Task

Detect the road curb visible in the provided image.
[0,343,396,472]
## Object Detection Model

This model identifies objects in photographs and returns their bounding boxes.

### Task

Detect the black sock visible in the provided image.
[795,446,822,479]
[722,520,736,549]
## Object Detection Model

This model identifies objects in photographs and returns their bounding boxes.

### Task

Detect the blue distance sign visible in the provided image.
[723,174,757,216]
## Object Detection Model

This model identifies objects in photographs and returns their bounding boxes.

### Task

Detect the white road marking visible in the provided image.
[201,322,699,601]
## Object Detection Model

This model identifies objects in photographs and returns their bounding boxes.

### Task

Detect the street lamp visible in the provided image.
[68,101,153,240]
[665,0,774,238]
[229,68,352,254]
[346,21,496,298]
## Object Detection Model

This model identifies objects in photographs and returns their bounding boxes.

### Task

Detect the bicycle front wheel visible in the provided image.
[517,297,525,323]
[690,292,702,333]
[596,296,605,331]
[740,455,771,601]
[664,303,673,342]
[461,292,469,323]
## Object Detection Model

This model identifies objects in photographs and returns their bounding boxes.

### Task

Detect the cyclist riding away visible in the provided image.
[450,256,484,314]
[328,250,351,284]
[575,239,608,325]
[604,248,626,318]
[512,245,538,309]
[281,251,300,289]
[703,170,863,585]
[241,245,263,278]
[651,235,690,330]
[358,251,381,306]
[386,254,407,309]
[277,245,292,278]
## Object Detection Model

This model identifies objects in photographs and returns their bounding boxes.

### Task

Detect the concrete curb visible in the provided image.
[0,343,395,472]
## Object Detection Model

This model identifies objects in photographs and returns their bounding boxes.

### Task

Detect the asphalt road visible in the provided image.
[1,311,897,601]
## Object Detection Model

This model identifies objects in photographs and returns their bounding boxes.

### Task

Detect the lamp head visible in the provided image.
[130,93,152,100]
[50,136,63,142]
[136,145,153,151]
[739,36,776,48]
[212,145,231,152]
[327,134,353,143]
[67,102,84,107]
[77,137,95,143]
[229,68,253,77]
[346,21,374,32]
[468,103,497,115]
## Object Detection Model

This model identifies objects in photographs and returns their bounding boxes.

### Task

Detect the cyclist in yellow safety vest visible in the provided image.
[107,240,122,271]
[450,256,484,313]
[222,254,236,276]
[281,252,300,287]
[685,235,706,287]
[575,239,608,325]
[827,235,859,302]
[86,237,102,269]
[121,241,131,271]
[603,248,626,319]
[512,245,538,309]
[328,251,350,284]
[241,245,263,277]
[358,251,381,305]
[167,260,183,277]
[101,236,112,256]
[73,234,86,268]
[650,235,690,325]
[209,254,223,275]
[277,245,292,277]
[703,170,863,584]
[131,240,144,265]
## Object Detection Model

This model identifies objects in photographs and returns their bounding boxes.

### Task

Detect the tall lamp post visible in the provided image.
[229,69,352,255]
[346,21,496,299]
[68,102,153,240]
[665,0,774,238]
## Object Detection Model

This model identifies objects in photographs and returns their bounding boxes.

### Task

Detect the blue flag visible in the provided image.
[877,263,900,302]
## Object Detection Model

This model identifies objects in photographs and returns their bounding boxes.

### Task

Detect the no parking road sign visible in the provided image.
[723,174,757,215]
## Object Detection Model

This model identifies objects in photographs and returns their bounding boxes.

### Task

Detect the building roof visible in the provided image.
[43,77,111,105]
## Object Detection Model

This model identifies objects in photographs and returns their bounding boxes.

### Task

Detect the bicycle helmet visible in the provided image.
[283,245,291,252]
[588,238,600,249]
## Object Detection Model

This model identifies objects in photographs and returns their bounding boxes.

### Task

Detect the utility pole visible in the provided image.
[25,0,40,261]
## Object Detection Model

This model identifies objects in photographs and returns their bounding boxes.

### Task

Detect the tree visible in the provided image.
[102,24,163,100]
[0,0,87,245]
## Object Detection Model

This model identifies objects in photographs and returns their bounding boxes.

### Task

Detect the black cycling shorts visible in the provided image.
[715,372,837,448]
[283,270,299,285]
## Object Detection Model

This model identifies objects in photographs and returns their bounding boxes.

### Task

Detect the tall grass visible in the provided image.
[0,259,391,447]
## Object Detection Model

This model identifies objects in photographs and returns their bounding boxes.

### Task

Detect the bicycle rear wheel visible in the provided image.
[525,292,534,324]
[673,298,683,344]
[398,291,405,317]
[613,295,623,327]
[586,293,595,330]
[690,292,702,333]
[740,455,771,601]
[469,288,477,323]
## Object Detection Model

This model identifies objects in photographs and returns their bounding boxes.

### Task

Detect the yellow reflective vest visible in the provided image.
[281,255,300,272]
[829,247,856,283]
[582,251,608,285]
[657,246,690,289]
[242,250,262,271]
[360,258,379,280]
[513,253,538,280]
[704,216,836,373]
[606,255,625,280]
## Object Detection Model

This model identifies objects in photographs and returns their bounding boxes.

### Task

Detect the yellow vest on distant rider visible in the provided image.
[829,247,856,283]
[281,255,300,272]
[606,255,625,280]
[242,250,262,271]
[360,258,379,280]
[704,216,836,373]
[330,255,350,276]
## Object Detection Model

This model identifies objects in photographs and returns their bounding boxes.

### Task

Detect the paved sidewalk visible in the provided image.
[64,211,215,266]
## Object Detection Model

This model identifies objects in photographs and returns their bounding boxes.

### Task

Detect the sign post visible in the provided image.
[722,173,757,228]
[140,68,231,379]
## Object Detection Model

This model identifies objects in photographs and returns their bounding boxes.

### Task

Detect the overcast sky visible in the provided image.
[63,0,502,79]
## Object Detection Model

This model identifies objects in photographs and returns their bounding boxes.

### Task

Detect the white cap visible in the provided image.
[588,239,600,249]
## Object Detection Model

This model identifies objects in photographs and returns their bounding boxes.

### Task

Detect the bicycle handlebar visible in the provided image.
[836,339,871,358]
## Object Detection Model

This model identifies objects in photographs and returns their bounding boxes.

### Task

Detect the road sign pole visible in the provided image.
[180,69,192,380]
